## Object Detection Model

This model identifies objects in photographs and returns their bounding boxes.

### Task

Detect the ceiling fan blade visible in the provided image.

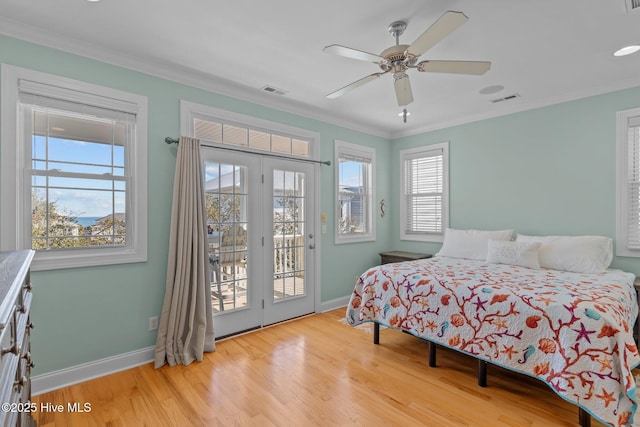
[394,75,414,107]
[323,44,384,63]
[326,73,385,99]
[417,60,491,75]
[406,11,469,57]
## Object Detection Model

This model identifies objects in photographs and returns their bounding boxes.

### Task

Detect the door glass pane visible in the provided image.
[273,169,305,301]
[205,162,248,313]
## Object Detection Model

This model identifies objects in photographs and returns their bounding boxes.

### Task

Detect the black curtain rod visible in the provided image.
[165,137,331,166]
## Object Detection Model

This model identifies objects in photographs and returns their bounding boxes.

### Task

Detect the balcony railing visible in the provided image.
[274,234,304,278]
[210,233,305,312]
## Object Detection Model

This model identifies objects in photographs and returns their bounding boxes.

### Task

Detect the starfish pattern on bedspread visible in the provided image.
[346,257,640,427]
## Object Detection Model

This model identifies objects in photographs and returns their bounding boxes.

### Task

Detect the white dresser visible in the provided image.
[0,250,35,427]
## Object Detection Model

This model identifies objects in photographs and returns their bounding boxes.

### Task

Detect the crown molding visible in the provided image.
[3,16,640,143]
[390,75,640,139]
[0,16,393,140]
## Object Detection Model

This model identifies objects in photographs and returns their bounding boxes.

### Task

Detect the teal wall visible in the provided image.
[390,86,640,276]
[2,32,639,377]
[0,34,391,376]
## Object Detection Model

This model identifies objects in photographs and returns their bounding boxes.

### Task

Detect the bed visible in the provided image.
[346,230,640,427]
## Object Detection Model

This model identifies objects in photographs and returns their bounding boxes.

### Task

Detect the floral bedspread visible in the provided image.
[346,256,639,426]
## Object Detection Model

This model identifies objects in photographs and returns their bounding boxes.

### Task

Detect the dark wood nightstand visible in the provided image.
[379,251,432,265]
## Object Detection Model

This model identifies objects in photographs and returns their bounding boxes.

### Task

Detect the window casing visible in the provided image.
[616,107,640,257]
[335,140,375,244]
[1,65,148,270]
[400,142,449,242]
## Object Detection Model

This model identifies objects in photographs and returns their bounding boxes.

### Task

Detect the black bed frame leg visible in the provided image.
[578,408,591,427]
[478,360,487,387]
[373,322,380,344]
[428,342,436,367]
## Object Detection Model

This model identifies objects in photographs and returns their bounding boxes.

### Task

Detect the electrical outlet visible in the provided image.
[148,316,159,331]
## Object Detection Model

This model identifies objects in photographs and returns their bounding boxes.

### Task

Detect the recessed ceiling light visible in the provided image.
[51,127,65,132]
[613,45,640,57]
[87,0,101,2]
[479,85,504,95]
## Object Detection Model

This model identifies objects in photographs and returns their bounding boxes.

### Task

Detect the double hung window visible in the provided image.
[1,65,148,269]
[335,141,375,244]
[400,142,449,242]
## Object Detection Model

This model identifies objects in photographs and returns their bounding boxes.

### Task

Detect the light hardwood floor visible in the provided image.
[33,308,613,426]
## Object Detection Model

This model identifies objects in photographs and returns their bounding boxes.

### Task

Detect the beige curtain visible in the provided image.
[154,136,215,368]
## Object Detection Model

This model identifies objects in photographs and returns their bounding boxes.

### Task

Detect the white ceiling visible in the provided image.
[1,0,639,139]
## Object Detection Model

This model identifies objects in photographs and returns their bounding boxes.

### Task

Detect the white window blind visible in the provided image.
[626,116,640,249]
[193,116,311,158]
[22,99,133,250]
[400,142,448,242]
[616,109,640,257]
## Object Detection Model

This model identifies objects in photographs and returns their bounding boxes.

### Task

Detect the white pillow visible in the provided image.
[515,234,613,274]
[437,228,513,260]
[486,239,541,269]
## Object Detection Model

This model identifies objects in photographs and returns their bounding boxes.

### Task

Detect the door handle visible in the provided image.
[309,244,315,249]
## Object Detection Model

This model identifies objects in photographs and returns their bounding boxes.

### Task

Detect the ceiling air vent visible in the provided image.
[491,93,520,103]
[626,0,640,12]
[261,85,288,96]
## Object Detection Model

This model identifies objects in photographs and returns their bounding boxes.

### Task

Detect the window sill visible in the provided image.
[400,234,444,243]
[335,235,376,245]
[615,248,640,258]
[31,248,147,271]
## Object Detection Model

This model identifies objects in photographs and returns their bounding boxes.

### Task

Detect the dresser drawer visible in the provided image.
[14,292,32,354]
[0,251,35,427]
[0,310,21,427]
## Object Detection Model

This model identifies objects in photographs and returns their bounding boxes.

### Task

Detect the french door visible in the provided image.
[202,147,316,337]
[262,158,315,325]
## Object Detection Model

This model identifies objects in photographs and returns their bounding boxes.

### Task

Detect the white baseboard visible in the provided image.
[320,295,349,313]
[32,299,351,395]
[32,346,155,396]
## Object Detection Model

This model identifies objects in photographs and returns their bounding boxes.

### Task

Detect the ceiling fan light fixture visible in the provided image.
[613,45,640,56]
[399,108,411,124]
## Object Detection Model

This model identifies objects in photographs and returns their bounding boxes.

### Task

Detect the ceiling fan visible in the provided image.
[323,11,491,112]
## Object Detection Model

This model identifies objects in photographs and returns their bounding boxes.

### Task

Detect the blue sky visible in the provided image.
[339,159,365,188]
[32,136,124,218]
